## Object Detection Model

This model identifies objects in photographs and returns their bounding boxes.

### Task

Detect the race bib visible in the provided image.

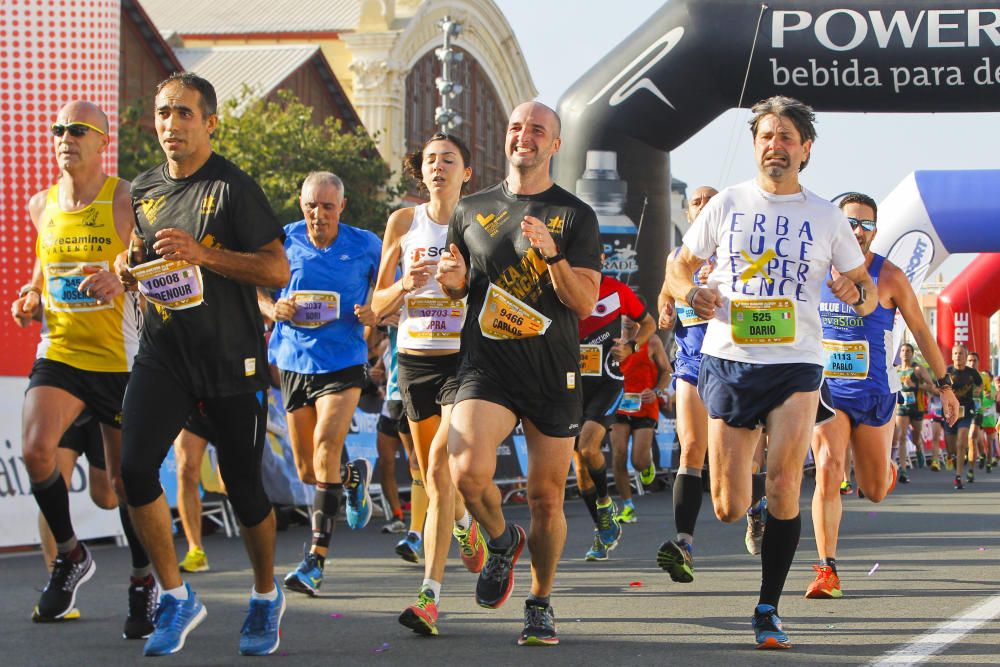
[902,391,916,406]
[44,261,112,312]
[619,392,642,413]
[290,290,339,328]
[579,344,602,376]
[974,398,982,412]
[477,283,552,341]
[132,258,204,310]
[405,295,465,339]
[677,302,708,327]
[730,298,795,345]
[822,340,870,379]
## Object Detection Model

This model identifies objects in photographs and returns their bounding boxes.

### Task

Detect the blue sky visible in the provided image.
[492,0,1000,280]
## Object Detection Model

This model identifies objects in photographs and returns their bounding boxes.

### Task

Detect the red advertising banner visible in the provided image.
[1,1,120,376]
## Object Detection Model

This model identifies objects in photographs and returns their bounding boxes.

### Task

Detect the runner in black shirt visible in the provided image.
[437,101,601,646]
[116,73,289,657]
[945,344,982,489]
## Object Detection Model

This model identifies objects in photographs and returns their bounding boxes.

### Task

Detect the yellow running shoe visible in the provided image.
[179,547,210,573]
[453,519,487,573]
[639,463,657,486]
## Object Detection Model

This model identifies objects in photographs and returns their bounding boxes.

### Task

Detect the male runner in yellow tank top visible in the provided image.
[10,101,155,637]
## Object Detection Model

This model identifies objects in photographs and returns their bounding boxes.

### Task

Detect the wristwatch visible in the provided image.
[851,283,866,307]
[630,341,640,354]
[935,375,954,390]
[542,251,565,265]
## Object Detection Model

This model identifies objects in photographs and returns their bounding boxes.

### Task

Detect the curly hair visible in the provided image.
[403,133,472,194]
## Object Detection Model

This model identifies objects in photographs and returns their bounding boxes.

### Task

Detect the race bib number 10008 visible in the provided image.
[132,258,204,310]
[478,283,552,341]
[730,298,795,345]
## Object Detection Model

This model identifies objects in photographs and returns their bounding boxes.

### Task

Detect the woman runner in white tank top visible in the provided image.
[371,133,487,636]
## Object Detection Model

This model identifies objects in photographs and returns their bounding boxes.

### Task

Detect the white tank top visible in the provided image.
[397,204,466,351]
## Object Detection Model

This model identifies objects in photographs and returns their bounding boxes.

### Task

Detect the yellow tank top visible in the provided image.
[36,176,140,372]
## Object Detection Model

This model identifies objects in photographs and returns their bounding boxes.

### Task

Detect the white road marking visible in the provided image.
[870,594,1000,666]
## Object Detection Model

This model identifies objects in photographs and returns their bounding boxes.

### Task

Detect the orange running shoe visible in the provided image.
[453,519,487,574]
[398,587,439,636]
[804,565,843,599]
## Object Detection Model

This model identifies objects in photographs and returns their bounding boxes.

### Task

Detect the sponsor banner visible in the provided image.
[0,377,122,548]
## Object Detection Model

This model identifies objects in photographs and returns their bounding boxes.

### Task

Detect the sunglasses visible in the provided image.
[51,122,106,138]
[847,217,876,232]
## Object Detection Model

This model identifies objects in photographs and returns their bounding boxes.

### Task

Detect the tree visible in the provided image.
[214,90,401,231]
[118,89,402,232]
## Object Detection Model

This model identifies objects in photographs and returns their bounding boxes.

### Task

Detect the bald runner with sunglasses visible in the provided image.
[11,101,156,636]
[806,192,959,601]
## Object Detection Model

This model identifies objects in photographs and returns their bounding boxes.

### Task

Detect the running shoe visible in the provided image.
[476,524,525,609]
[453,519,487,573]
[916,448,926,468]
[618,502,638,524]
[239,581,286,656]
[752,603,790,649]
[988,460,993,474]
[839,480,854,495]
[381,518,407,534]
[954,475,964,490]
[143,584,207,656]
[639,463,657,486]
[656,539,694,583]
[585,531,608,561]
[978,455,986,470]
[595,499,622,549]
[36,543,96,620]
[888,462,899,494]
[283,550,323,596]
[179,547,210,573]
[518,600,558,646]
[398,586,439,636]
[395,531,423,564]
[123,575,159,639]
[345,458,373,529]
[967,469,975,484]
[897,470,909,485]
[946,455,955,471]
[804,564,842,599]
[745,497,767,556]
[32,607,80,622]
[930,458,941,472]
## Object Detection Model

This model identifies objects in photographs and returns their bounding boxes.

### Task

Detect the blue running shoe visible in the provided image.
[395,531,423,563]
[283,550,323,596]
[240,580,286,656]
[584,532,608,561]
[595,499,622,550]
[345,458,373,529]
[143,584,207,656]
[752,603,790,649]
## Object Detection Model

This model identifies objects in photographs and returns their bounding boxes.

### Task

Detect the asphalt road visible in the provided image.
[3,465,998,666]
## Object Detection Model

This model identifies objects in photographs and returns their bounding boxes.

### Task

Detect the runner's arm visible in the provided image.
[889,264,949,382]
[548,261,600,319]
[666,246,720,320]
[634,311,657,348]
[657,256,676,329]
[648,335,673,394]
[830,264,877,316]
[153,230,290,289]
[371,208,413,319]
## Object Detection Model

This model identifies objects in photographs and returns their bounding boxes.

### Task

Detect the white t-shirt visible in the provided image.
[682,179,864,366]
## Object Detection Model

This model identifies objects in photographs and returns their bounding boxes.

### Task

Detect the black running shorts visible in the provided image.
[279,365,366,412]
[397,352,460,422]
[454,367,582,438]
[58,412,106,470]
[28,358,128,428]
[581,377,623,430]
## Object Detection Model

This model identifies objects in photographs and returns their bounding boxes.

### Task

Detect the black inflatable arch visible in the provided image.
[555,0,1000,303]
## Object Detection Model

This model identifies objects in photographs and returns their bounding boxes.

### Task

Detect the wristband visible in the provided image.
[685,286,700,305]
[19,284,41,298]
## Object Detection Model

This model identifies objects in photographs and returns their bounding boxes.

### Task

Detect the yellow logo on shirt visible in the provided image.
[200,195,217,215]
[141,196,166,225]
[546,215,564,235]
[476,210,508,237]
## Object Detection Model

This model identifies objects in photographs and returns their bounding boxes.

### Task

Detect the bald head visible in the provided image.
[687,186,718,223]
[510,101,561,139]
[56,101,109,134]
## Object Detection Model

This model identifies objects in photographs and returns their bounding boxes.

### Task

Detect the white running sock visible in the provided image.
[251,586,278,601]
[421,578,442,601]
[455,510,472,531]
[163,584,188,601]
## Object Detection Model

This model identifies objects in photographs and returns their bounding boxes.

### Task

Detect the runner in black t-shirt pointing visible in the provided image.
[436,101,602,646]
[116,73,290,657]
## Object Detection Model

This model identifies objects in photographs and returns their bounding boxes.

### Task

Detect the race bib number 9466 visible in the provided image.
[478,283,552,341]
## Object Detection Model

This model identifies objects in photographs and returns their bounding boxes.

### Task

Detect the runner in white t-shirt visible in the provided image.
[665,96,877,650]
